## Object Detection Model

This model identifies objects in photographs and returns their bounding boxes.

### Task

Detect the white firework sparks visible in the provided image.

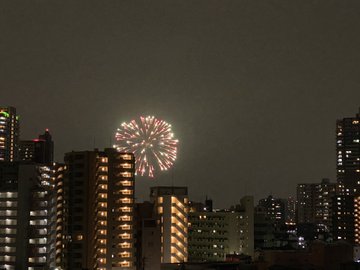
[114,116,178,177]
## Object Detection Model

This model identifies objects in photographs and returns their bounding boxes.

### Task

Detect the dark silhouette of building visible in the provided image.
[134,201,161,270]
[284,197,296,225]
[38,129,54,163]
[255,240,353,270]
[258,195,286,226]
[254,205,276,249]
[336,109,360,196]
[161,262,256,270]
[332,195,355,243]
[204,197,213,212]
[19,129,54,164]
[296,178,335,232]
[334,109,360,243]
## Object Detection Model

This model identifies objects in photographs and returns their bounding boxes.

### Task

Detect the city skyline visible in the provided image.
[2,1,360,207]
[0,105,358,269]
[2,105,356,207]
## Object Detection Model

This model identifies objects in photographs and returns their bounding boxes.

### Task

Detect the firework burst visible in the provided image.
[114,116,178,177]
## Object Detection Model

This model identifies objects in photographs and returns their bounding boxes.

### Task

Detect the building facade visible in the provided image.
[296,178,336,230]
[0,107,19,162]
[188,196,254,262]
[336,109,360,195]
[19,129,54,164]
[332,195,355,242]
[188,211,230,262]
[0,162,60,270]
[334,109,360,243]
[62,149,136,270]
[150,186,189,264]
[258,195,286,226]
[134,201,161,270]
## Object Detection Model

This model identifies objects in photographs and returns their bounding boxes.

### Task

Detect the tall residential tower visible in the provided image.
[0,162,60,270]
[334,109,360,243]
[0,107,19,162]
[61,149,136,270]
[336,109,360,195]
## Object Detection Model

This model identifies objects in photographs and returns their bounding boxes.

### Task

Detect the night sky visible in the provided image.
[2,1,360,207]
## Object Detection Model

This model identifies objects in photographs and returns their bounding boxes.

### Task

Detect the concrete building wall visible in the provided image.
[297,179,336,230]
[188,196,254,262]
[142,219,161,270]
[63,149,136,270]
[189,212,229,262]
[151,187,189,264]
[0,163,58,270]
[134,201,162,270]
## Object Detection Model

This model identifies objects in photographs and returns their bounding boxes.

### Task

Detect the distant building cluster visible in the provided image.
[0,106,360,270]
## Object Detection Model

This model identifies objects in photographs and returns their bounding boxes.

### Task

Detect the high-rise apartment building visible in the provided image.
[334,109,360,243]
[61,149,135,270]
[0,107,19,162]
[52,163,66,268]
[336,109,360,195]
[0,162,60,270]
[19,129,54,164]
[296,178,336,230]
[150,186,189,264]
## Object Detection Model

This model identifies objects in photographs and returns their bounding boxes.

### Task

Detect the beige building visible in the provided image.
[150,186,189,264]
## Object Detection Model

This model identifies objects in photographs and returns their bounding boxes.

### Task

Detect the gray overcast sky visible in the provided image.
[2,0,360,207]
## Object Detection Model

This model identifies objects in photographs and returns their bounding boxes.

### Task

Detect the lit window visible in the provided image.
[121,154,132,160]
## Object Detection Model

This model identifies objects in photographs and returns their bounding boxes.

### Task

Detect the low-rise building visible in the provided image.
[188,197,254,262]
[255,240,353,270]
